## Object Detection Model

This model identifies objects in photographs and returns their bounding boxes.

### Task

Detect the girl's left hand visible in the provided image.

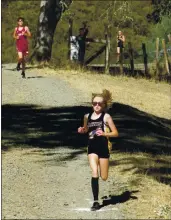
[22,31,27,36]
[96,128,104,136]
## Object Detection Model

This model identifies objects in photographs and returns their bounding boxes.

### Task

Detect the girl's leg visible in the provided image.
[21,55,26,78]
[99,158,110,198]
[116,47,120,63]
[88,153,99,178]
[99,158,109,181]
[117,47,120,54]
[88,153,100,210]
[17,52,23,70]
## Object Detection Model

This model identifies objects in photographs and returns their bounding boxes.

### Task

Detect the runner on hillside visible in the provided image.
[76,22,89,65]
[78,89,119,211]
[13,17,31,78]
[117,30,125,54]
[116,30,125,63]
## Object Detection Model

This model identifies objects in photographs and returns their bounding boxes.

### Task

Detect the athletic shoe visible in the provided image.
[21,72,26,78]
[91,201,100,211]
[16,63,21,71]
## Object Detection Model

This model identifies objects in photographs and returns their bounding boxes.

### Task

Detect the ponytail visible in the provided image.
[92,89,112,109]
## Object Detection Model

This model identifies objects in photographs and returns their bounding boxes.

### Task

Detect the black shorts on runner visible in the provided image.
[87,137,110,158]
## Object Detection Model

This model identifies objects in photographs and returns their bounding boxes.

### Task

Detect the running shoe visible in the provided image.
[91,201,100,211]
[21,72,26,78]
[16,63,21,71]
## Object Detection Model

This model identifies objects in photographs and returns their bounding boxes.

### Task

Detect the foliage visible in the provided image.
[1,0,169,65]
[1,1,40,63]
[147,0,171,23]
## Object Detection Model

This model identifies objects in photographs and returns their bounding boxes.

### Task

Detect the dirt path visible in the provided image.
[2,148,126,219]
[2,64,87,107]
[2,64,126,219]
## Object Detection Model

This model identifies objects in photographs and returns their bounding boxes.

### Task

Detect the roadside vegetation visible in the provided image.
[2,1,171,68]
[28,66,171,219]
[2,0,171,218]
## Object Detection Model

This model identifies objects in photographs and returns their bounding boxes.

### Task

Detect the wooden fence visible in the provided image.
[68,20,170,79]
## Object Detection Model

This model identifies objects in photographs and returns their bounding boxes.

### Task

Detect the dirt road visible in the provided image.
[2,64,126,219]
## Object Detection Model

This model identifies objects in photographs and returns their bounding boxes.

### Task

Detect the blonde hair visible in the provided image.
[92,89,112,109]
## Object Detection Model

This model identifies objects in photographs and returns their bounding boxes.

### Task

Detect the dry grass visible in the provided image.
[33,66,171,120]
[30,66,171,219]
[109,151,171,219]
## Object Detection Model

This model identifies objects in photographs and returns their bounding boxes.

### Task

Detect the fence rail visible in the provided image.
[68,19,170,80]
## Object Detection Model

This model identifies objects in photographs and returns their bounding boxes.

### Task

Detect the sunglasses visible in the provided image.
[92,102,103,107]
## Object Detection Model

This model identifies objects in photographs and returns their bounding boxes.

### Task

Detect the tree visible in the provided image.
[99,1,133,31]
[33,0,72,62]
[147,0,171,23]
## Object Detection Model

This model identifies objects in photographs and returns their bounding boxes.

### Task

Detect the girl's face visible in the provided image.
[18,19,23,27]
[92,96,104,113]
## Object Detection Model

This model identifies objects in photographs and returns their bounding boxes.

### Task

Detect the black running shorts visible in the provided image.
[87,137,110,158]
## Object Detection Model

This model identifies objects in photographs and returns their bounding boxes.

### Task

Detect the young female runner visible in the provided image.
[13,17,31,78]
[78,89,119,211]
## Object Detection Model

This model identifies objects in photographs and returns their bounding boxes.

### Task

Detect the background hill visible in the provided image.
[2,1,171,65]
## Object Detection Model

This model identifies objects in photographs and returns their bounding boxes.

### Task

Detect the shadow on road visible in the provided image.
[27,76,44,79]
[2,103,171,185]
[4,65,39,71]
[2,102,171,153]
[100,190,138,209]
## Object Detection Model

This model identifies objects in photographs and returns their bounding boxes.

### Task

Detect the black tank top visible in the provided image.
[118,36,124,47]
[87,112,105,140]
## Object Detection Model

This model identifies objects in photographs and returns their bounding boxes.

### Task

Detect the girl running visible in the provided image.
[13,17,31,78]
[117,30,125,54]
[78,89,119,211]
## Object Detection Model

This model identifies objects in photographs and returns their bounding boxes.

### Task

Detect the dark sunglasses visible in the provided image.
[92,102,103,107]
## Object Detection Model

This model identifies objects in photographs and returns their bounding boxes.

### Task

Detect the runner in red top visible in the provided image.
[13,17,31,78]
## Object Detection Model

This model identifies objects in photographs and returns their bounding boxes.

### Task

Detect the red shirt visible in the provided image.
[15,26,28,54]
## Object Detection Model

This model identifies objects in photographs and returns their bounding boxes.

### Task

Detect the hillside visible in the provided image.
[2,0,169,64]
[2,63,171,219]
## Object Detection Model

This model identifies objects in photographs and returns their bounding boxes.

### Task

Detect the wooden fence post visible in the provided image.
[128,42,134,76]
[85,45,106,65]
[156,38,160,79]
[162,39,170,74]
[68,18,73,60]
[119,50,123,75]
[142,43,148,76]
[105,31,110,74]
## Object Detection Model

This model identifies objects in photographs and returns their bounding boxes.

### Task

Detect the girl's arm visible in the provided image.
[121,35,125,42]
[105,115,119,137]
[13,28,19,40]
[83,114,89,133]
[78,114,89,133]
[96,114,119,137]
[23,26,31,37]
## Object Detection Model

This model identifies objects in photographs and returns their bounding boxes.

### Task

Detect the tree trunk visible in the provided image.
[34,0,72,62]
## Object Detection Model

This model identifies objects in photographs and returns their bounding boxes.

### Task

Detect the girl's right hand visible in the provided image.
[78,127,85,133]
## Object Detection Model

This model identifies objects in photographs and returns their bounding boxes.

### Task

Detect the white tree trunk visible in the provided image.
[34,0,72,62]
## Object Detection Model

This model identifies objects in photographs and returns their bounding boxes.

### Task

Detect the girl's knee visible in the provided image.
[101,175,108,181]
[92,170,99,178]
[18,58,23,62]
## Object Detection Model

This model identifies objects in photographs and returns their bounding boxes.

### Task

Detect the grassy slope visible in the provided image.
[2,1,154,64]
[2,0,171,217]
[32,66,171,219]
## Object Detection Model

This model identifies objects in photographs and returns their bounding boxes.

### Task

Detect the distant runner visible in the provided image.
[76,22,89,65]
[78,89,119,211]
[117,30,125,54]
[13,17,31,78]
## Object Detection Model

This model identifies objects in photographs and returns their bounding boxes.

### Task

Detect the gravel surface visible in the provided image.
[2,64,87,107]
[2,64,126,219]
